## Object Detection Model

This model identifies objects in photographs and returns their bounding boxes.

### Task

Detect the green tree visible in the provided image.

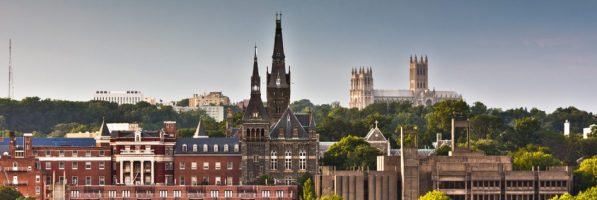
[176,98,189,107]
[320,194,343,200]
[573,156,597,194]
[419,190,450,200]
[551,186,597,200]
[511,144,562,170]
[290,99,315,113]
[302,178,315,200]
[434,144,451,156]
[549,193,574,200]
[322,135,382,170]
[0,186,25,200]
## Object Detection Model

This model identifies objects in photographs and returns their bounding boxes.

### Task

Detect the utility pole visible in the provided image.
[8,39,13,99]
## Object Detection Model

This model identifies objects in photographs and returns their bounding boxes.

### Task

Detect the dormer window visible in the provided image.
[253,112,259,118]
[224,144,229,152]
[203,144,208,152]
[193,144,197,152]
[234,144,239,152]
[214,145,219,152]
[182,144,188,152]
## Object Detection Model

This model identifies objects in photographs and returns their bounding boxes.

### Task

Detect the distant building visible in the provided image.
[189,92,231,107]
[93,90,145,105]
[349,56,462,110]
[583,124,596,139]
[172,106,225,122]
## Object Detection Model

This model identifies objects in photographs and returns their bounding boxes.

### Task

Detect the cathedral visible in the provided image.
[349,56,462,110]
[240,14,319,185]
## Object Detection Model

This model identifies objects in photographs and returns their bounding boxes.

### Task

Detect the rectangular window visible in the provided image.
[262,190,270,197]
[72,151,78,157]
[36,175,40,183]
[179,162,185,170]
[85,150,91,157]
[45,162,51,170]
[108,191,116,198]
[99,162,105,170]
[46,150,51,157]
[226,177,233,185]
[160,190,168,198]
[59,150,64,157]
[99,150,105,156]
[174,190,181,198]
[122,190,130,198]
[191,162,197,170]
[35,186,40,194]
[99,176,105,186]
[180,176,185,185]
[225,190,233,198]
[72,176,78,185]
[215,162,221,170]
[165,162,173,170]
[85,162,91,170]
[215,176,221,185]
[276,190,285,198]
[227,162,233,170]
[210,190,219,198]
[203,162,209,170]
[70,190,79,198]
[85,176,91,185]
[192,176,198,185]
[72,161,78,170]
[59,162,65,169]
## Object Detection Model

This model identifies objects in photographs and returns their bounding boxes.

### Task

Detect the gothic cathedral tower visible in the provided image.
[267,13,291,123]
[409,55,428,92]
[349,67,374,110]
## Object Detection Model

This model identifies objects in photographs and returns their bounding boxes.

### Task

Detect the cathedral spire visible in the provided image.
[272,12,285,64]
[251,46,261,94]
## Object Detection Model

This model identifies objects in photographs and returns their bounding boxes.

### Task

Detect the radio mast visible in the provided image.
[8,39,13,99]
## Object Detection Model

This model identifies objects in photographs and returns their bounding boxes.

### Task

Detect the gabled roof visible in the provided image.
[99,118,110,137]
[242,94,269,121]
[364,122,387,142]
[193,118,207,138]
[295,113,316,129]
[269,107,308,139]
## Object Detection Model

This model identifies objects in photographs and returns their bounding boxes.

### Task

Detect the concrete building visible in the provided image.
[93,90,145,105]
[189,92,231,107]
[582,124,596,139]
[349,56,462,110]
[173,105,225,122]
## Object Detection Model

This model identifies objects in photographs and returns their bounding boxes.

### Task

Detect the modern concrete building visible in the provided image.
[93,90,145,105]
[189,92,231,107]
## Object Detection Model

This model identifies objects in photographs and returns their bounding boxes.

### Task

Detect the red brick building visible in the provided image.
[174,137,241,185]
[0,133,44,198]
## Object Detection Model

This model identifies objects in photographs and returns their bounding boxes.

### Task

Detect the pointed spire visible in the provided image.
[410,55,413,63]
[252,45,259,77]
[99,117,110,137]
[425,55,428,63]
[193,118,207,138]
[272,12,285,63]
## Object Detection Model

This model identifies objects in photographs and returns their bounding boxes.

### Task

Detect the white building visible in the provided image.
[583,124,596,139]
[172,105,225,122]
[93,90,145,105]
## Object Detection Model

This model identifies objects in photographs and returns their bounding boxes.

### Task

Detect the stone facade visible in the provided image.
[349,56,462,110]
[241,15,319,185]
[189,91,231,107]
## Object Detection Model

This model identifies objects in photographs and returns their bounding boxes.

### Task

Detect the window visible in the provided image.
[182,144,188,152]
[276,190,285,198]
[214,144,219,152]
[224,144,229,152]
[262,190,270,197]
[227,162,233,170]
[271,150,278,170]
[210,190,219,198]
[179,162,185,170]
[234,144,239,152]
[193,144,198,152]
[85,150,91,157]
[46,150,51,157]
[36,175,40,183]
[71,190,79,198]
[85,176,91,185]
[35,186,40,194]
[180,176,185,185]
[72,161,78,170]
[215,162,221,170]
[216,177,221,185]
[226,177,233,185]
[165,147,173,155]
[122,190,130,198]
[45,162,51,170]
[285,150,292,170]
[174,190,181,198]
[85,162,91,170]
[99,150,105,156]
[59,150,65,157]
[225,190,233,198]
[99,176,105,185]
[72,176,78,185]
[99,162,105,170]
[299,149,307,170]
[72,150,78,157]
[59,162,65,169]
[108,191,116,198]
[191,176,198,185]
[191,162,197,170]
[203,144,208,152]
[33,150,38,156]
[203,176,209,185]
[165,162,173,170]
[160,190,168,198]
[203,162,209,170]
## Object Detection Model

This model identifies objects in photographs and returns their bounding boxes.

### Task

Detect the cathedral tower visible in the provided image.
[267,13,291,123]
[409,55,428,92]
[241,46,271,184]
[349,67,374,109]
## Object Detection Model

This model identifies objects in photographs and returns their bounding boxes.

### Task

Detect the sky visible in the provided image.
[0,0,596,113]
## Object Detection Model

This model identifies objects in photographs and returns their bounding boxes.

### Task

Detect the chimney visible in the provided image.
[9,131,15,156]
[24,133,33,158]
[163,121,177,136]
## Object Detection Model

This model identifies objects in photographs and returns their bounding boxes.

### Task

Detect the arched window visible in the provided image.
[271,150,278,170]
[214,144,219,152]
[299,150,307,170]
[203,144,208,152]
[234,144,239,152]
[224,144,229,152]
[192,144,198,152]
[284,150,292,170]
[182,144,188,152]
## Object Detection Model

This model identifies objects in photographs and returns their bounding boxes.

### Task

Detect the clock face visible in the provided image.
[252,85,259,91]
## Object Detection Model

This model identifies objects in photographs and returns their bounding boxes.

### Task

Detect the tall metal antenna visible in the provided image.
[8,39,13,99]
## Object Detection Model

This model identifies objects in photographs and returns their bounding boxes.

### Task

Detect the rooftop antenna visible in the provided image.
[8,39,13,99]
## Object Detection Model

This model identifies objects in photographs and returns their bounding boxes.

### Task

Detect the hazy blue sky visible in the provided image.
[1,0,596,112]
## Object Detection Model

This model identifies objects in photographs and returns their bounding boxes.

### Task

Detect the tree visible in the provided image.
[434,144,450,156]
[550,186,597,200]
[302,178,315,200]
[573,156,597,194]
[419,190,450,200]
[320,194,343,200]
[176,98,189,107]
[426,100,470,135]
[549,193,574,200]
[0,186,24,200]
[322,135,382,170]
[511,144,563,170]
